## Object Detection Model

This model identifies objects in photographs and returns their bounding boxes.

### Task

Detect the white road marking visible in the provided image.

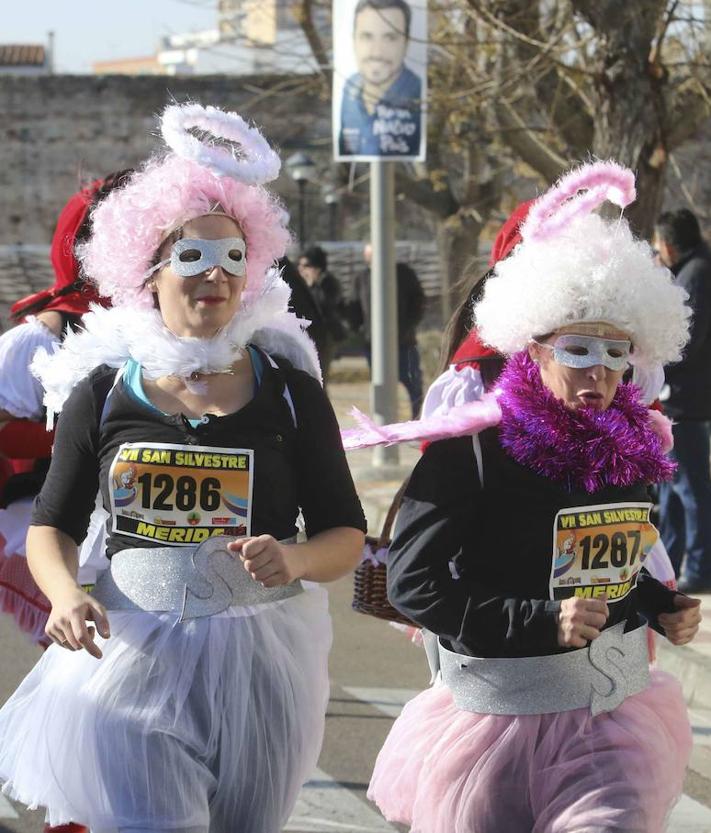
[689,708,711,748]
[341,686,419,718]
[285,767,398,832]
[668,794,711,832]
[0,792,19,819]
[284,687,420,831]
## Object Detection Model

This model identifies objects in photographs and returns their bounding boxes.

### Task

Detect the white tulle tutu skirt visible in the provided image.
[0,586,331,833]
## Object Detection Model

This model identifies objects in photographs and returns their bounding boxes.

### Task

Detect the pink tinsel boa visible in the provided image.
[497,352,676,493]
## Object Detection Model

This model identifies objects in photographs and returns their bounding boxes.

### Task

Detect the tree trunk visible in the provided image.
[575,0,669,238]
[624,156,667,239]
[436,211,485,325]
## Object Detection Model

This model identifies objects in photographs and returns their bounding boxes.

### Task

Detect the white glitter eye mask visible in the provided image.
[146,237,247,279]
[535,334,632,371]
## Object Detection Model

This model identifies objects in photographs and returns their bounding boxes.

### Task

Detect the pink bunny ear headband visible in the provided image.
[519,161,636,243]
[79,103,290,310]
[474,160,689,368]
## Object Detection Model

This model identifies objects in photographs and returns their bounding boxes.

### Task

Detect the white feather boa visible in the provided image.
[31,273,321,417]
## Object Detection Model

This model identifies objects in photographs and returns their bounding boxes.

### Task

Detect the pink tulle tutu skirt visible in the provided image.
[368,669,691,833]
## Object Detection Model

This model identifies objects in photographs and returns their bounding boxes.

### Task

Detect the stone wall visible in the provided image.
[0,73,450,330]
[0,73,333,245]
[0,240,462,333]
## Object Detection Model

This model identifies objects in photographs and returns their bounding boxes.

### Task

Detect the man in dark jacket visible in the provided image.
[347,243,425,417]
[653,209,711,592]
[279,252,345,387]
[297,246,345,384]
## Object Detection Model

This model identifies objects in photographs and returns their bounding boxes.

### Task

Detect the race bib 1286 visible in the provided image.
[549,502,658,603]
[109,442,254,545]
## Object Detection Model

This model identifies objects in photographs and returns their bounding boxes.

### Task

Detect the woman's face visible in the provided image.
[528,323,632,412]
[150,214,246,338]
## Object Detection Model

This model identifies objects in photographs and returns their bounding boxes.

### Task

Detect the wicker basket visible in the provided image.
[352,478,415,625]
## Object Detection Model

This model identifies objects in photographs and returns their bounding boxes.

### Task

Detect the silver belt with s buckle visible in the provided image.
[92,535,302,621]
[428,621,649,717]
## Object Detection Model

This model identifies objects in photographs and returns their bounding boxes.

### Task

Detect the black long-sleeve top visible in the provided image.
[32,354,366,557]
[387,429,678,658]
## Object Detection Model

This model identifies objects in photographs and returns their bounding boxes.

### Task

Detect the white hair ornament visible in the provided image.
[474,160,690,368]
[161,102,281,184]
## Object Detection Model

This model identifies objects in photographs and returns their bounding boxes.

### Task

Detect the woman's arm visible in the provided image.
[637,569,702,645]
[230,526,364,585]
[26,525,110,658]
[387,437,564,657]
[241,366,366,583]
[289,368,368,539]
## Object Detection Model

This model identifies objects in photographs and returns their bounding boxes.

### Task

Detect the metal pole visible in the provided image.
[370,160,399,466]
[298,179,306,248]
[329,201,338,241]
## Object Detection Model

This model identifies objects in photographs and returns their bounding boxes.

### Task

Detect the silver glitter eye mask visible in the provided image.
[147,237,247,279]
[536,334,632,371]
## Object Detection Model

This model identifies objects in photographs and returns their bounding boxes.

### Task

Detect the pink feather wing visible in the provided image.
[341,394,503,450]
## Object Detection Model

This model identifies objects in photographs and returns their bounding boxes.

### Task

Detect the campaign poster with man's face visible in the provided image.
[333,0,427,162]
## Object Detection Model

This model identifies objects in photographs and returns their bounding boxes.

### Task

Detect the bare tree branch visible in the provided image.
[494,99,568,181]
[291,0,331,84]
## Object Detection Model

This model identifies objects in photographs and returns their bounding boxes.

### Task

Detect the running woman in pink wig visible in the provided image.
[0,103,366,833]
[364,162,701,832]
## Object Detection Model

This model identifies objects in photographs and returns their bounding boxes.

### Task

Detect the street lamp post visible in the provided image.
[285,152,316,249]
[322,185,340,241]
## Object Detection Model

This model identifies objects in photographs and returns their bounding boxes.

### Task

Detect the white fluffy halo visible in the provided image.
[161,103,281,184]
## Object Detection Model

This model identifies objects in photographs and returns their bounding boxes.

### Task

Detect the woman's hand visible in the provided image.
[229,535,305,587]
[46,586,111,659]
[557,596,609,648]
[658,595,702,645]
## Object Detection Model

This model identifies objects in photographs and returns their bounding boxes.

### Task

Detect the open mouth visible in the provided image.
[578,391,604,406]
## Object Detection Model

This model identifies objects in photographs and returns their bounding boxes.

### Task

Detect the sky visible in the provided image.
[4,0,218,73]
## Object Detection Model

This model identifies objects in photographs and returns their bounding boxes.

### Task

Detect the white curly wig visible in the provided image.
[474,162,690,368]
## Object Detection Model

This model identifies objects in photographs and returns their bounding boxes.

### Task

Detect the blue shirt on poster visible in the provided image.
[338,66,422,158]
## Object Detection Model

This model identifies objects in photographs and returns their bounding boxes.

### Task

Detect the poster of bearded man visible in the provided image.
[333,0,427,162]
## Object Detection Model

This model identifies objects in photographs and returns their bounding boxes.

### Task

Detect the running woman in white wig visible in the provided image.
[357,162,701,833]
[0,103,366,833]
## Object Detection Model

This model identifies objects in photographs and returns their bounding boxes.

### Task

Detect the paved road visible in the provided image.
[1,578,711,832]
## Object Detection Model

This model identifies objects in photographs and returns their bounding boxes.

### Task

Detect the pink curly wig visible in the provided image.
[78,153,291,309]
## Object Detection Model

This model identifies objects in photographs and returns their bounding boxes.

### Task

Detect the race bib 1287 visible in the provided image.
[109,442,254,545]
[549,503,658,603]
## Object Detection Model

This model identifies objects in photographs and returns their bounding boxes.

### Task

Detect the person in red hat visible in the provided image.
[418,200,534,433]
[0,171,131,833]
[0,171,132,648]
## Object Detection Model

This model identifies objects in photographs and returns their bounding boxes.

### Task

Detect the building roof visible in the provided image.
[0,44,46,67]
[93,55,162,75]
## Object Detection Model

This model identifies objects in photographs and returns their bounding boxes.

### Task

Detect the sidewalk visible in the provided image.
[328,357,711,713]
